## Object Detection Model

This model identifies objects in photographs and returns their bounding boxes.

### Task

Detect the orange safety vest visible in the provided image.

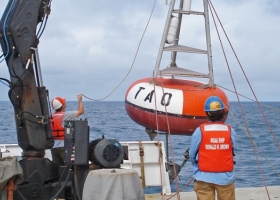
[51,112,65,140]
[198,122,234,172]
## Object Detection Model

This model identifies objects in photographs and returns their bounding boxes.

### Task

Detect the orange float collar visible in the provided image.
[198,122,234,172]
[51,112,64,140]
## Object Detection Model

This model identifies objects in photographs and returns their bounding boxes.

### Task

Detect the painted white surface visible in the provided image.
[1,141,171,195]
[166,17,179,44]
[183,0,192,11]
[126,82,183,115]
[120,141,171,195]
[0,144,52,160]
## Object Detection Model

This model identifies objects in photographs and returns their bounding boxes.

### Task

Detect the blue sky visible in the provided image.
[0,0,279,101]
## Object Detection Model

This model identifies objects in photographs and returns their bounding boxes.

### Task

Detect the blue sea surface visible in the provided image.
[0,101,280,193]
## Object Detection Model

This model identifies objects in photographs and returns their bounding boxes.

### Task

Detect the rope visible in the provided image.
[217,85,280,113]
[208,1,278,198]
[156,141,165,200]
[151,75,181,197]
[82,0,157,101]
[151,79,165,200]
[158,75,180,197]
[209,0,270,192]
[166,178,194,200]
[209,0,280,151]
[227,108,280,179]
[138,140,146,188]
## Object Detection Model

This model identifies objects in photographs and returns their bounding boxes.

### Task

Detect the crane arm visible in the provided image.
[0,0,53,154]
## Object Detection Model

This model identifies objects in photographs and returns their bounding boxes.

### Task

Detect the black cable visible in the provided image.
[50,172,71,200]
[21,118,38,124]
[50,164,71,200]
[15,188,28,200]
[19,111,39,124]
[20,111,37,118]
[36,0,52,41]
[57,164,71,190]
[33,0,52,47]
[0,77,11,85]
[74,166,82,200]
[37,14,49,40]
[8,78,23,109]
[7,48,19,78]
[36,14,47,38]
[8,88,17,108]
[7,60,31,109]
[36,18,44,38]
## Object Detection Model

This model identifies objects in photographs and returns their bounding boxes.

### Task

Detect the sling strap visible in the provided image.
[138,140,146,188]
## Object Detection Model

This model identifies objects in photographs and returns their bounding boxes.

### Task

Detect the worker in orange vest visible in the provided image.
[190,96,236,200]
[51,94,84,166]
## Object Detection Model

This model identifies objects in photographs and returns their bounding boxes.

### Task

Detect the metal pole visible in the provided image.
[170,0,184,67]
[203,0,214,86]
[31,47,44,87]
[166,133,169,161]
[153,0,176,79]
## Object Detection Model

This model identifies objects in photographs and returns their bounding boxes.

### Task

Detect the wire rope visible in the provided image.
[82,0,157,101]
[208,0,277,197]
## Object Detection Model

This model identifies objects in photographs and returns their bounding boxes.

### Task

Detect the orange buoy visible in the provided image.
[125,77,229,135]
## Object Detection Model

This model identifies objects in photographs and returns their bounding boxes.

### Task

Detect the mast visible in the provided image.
[152,0,214,87]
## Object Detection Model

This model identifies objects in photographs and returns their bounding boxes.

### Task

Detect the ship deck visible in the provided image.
[145,186,280,200]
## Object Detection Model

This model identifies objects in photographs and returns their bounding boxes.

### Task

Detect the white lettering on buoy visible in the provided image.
[135,87,145,99]
[137,90,173,106]
[144,90,154,103]
[127,82,183,114]
[161,93,172,106]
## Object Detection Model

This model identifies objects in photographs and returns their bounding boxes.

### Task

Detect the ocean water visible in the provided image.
[0,101,280,193]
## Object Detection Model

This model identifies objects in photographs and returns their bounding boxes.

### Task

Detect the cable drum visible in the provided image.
[89,139,124,168]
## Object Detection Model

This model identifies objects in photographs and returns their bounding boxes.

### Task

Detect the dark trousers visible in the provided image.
[51,147,65,166]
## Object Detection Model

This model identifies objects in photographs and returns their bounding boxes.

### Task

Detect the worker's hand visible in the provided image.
[77,94,83,101]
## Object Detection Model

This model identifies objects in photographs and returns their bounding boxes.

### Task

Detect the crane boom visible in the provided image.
[0,0,53,155]
[0,1,125,199]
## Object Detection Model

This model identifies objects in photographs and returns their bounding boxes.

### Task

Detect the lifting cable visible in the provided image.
[211,86,280,195]
[208,0,276,198]
[216,85,280,113]
[152,75,180,198]
[82,0,157,101]
[166,178,194,200]
[209,0,280,152]
[227,108,280,178]
[152,80,165,200]
[208,2,271,195]
[159,75,180,195]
